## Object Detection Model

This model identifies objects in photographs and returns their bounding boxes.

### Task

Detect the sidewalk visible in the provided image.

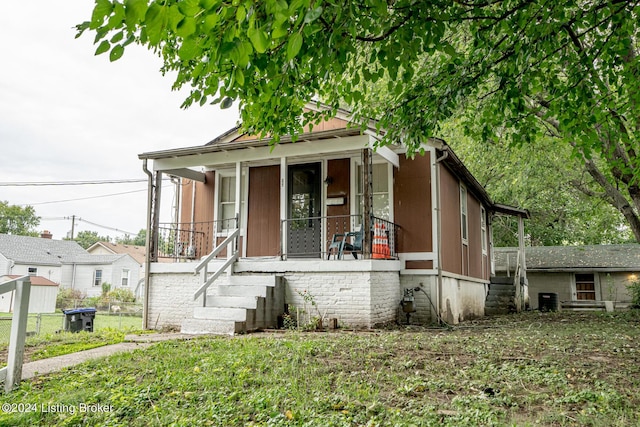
[20,333,195,380]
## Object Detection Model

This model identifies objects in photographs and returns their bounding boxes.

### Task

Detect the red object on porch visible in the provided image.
[372,222,391,259]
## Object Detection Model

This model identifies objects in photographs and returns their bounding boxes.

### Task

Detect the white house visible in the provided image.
[62,253,141,297]
[87,241,145,298]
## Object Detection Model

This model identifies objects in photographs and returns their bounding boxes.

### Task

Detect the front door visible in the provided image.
[287,163,321,257]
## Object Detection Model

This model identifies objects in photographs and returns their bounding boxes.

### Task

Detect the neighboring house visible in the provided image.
[63,254,141,298]
[494,245,639,309]
[0,233,140,301]
[87,242,145,298]
[138,104,527,333]
[0,275,59,313]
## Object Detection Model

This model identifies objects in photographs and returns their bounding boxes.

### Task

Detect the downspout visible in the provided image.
[434,149,449,325]
[142,159,153,330]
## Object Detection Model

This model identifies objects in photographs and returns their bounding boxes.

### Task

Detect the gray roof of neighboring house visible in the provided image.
[0,234,88,266]
[495,244,640,271]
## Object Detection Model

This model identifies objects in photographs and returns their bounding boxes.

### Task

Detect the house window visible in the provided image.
[28,267,37,276]
[460,186,468,243]
[93,269,103,287]
[481,206,487,254]
[216,171,246,232]
[356,162,390,224]
[121,269,130,287]
[575,273,596,300]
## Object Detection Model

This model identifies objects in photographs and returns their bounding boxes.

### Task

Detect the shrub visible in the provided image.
[56,288,85,309]
[107,288,136,303]
[627,280,640,308]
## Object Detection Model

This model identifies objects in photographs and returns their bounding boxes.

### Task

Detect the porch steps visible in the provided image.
[485,276,516,316]
[181,274,284,336]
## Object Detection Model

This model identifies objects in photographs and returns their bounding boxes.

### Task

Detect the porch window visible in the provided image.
[93,269,103,287]
[216,171,245,232]
[121,268,130,287]
[575,273,596,300]
[460,186,468,243]
[356,162,390,224]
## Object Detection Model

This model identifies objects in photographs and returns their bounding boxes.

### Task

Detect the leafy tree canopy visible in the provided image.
[117,229,146,246]
[79,0,640,240]
[0,201,40,236]
[70,230,111,249]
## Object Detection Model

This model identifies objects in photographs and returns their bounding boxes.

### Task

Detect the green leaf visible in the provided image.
[221,96,234,109]
[286,32,303,60]
[95,40,111,56]
[91,0,113,28]
[176,17,197,38]
[248,27,269,53]
[203,12,221,32]
[235,67,245,86]
[110,30,124,43]
[272,23,289,39]
[124,0,147,27]
[303,6,323,24]
[178,0,201,17]
[145,3,167,46]
[236,5,247,23]
[110,44,125,61]
[178,37,199,61]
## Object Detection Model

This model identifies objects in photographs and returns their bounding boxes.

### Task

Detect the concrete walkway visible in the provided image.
[20,333,195,380]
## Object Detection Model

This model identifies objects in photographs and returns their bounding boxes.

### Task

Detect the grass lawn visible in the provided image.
[1,311,639,426]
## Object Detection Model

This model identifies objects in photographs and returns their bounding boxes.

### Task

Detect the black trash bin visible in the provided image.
[538,293,559,312]
[63,308,96,332]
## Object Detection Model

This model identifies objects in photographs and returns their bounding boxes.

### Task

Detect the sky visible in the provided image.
[0,1,240,241]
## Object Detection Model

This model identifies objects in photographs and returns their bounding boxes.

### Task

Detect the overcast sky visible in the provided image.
[0,2,240,241]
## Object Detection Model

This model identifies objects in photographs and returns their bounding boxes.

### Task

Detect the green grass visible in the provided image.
[1,311,639,426]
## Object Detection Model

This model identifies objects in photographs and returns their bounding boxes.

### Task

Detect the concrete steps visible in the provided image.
[181,274,284,336]
[485,276,516,316]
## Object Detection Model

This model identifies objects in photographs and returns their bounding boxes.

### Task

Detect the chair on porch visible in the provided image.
[327,227,363,260]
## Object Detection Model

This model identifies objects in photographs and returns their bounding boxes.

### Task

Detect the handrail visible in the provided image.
[0,275,31,393]
[193,227,239,303]
[194,228,240,274]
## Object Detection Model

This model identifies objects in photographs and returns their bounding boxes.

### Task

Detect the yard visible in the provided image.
[1,311,639,426]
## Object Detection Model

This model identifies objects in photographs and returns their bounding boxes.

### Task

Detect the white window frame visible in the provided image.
[350,157,394,228]
[27,267,37,276]
[121,268,130,287]
[93,269,103,287]
[213,168,247,235]
[460,185,468,244]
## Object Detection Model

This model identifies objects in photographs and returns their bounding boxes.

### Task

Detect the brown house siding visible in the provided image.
[440,166,463,275]
[326,158,351,241]
[393,153,432,255]
[179,172,215,258]
[246,165,281,257]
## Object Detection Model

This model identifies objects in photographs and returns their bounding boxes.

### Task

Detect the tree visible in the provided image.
[79,1,640,240]
[117,229,147,246]
[71,230,111,249]
[0,201,40,236]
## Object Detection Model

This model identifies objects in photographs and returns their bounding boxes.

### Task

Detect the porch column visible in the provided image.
[234,161,242,254]
[518,215,528,309]
[280,157,288,260]
[362,148,373,258]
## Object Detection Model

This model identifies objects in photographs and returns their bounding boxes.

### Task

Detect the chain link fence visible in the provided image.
[1,303,143,346]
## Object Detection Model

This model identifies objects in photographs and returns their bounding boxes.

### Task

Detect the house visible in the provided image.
[0,275,59,313]
[87,241,145,298]
[494,245,639,310]
[138,105,527,334]
[0,233,140,301]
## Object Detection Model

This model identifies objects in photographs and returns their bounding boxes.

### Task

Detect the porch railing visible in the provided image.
[280,214,399,259]
[0,275,31,393]
[157,218,235,261]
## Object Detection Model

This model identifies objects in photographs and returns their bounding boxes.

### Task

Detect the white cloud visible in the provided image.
[0,1,240,240]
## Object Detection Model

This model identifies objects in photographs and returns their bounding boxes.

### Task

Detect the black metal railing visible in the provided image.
[280,214,399,259]
[157,218,237,260]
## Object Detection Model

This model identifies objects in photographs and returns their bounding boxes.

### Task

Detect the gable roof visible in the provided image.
[0,234,88,266]
[87,241,145,265]
[64,253,137,266]
[495,244,640,271]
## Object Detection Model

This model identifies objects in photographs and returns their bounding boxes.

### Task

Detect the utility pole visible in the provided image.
[70,215,76,239]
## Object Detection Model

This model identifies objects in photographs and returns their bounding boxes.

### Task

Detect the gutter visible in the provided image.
[142,159,153,330]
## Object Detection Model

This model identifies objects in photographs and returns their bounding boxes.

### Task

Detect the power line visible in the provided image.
[74,217,139,236]
[0,179,148,186]
[22,188,149,206]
